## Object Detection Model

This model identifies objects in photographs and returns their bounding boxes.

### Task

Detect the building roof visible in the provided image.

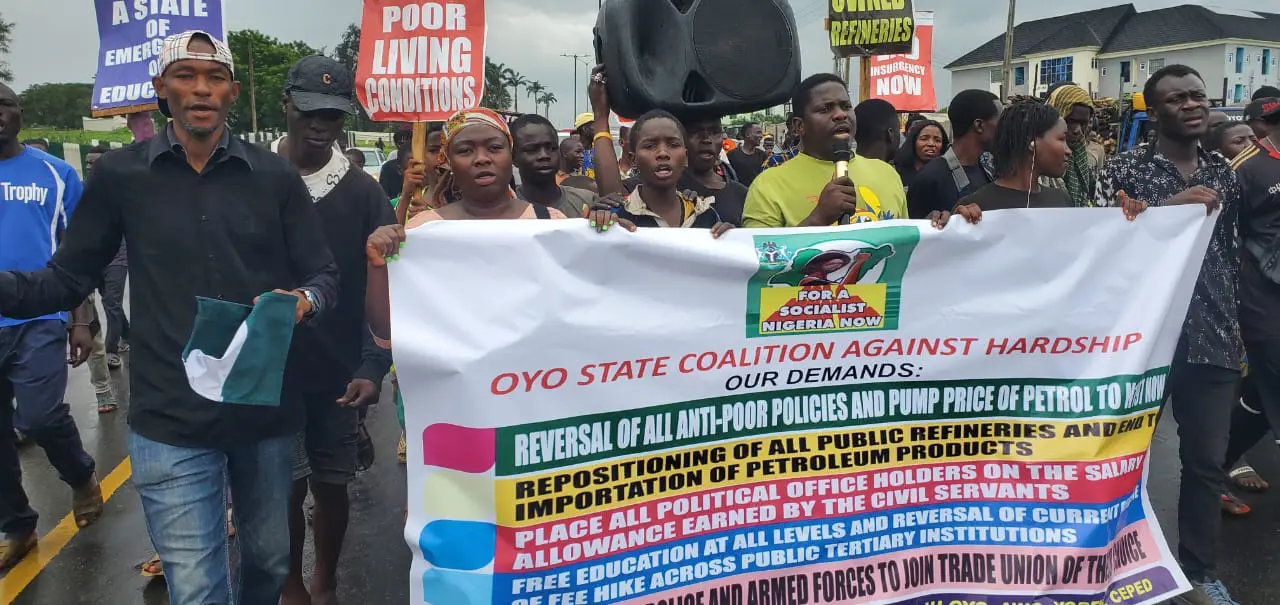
[1102,7,1280,54]
[946,5,1280,70]
[945,4,1133,69]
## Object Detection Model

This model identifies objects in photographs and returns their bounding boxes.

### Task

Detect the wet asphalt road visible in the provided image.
[3,347,1280,603]
[2,347,409,604]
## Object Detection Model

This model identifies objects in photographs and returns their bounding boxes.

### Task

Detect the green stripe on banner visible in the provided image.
[494,368,1168,475]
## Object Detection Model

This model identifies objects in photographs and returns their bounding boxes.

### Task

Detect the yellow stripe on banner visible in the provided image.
[495,411,1158,526]
[0,458,133,605]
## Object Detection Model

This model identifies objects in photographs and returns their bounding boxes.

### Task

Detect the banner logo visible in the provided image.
[747,226,919,337]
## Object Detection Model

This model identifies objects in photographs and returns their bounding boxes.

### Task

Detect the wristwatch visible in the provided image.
[298,288,320,320]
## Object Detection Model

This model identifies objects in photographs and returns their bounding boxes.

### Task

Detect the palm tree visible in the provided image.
[537,92,558,118]
[525,81,546,115]
[502,68,529,113]
[482,58,512,110]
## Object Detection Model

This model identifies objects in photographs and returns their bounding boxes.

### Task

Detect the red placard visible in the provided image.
[356,0,487,122]
[869,11,936,113]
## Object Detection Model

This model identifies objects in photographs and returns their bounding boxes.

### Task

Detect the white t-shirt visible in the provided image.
[271,136,350,201]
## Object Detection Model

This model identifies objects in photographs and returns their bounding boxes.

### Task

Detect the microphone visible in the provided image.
[832,140,853,225]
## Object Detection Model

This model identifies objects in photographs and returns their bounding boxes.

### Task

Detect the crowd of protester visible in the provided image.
[2,25,1280,605]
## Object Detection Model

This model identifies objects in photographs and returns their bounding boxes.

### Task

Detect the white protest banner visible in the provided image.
[392,208,1213,605]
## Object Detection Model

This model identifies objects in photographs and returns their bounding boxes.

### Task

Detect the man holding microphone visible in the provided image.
[742,74,908,227]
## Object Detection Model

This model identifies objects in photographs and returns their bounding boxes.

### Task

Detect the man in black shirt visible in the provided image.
[272,56,394,605]
[1094,65,1242,605]
[0,31,339,604]
[678,114,746,226]
[907,90,1002,218]
[727,122,767,187]
[1243,95,1280,154]
[84,146,130,368]
[379,126,412,198]
[1222,141,1280,474]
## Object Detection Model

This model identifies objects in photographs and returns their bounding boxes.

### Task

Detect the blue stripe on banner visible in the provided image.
[422,568,493,604]
[495,488,1148,605]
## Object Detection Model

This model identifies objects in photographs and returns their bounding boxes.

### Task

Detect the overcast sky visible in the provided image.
[2,0,1258,128]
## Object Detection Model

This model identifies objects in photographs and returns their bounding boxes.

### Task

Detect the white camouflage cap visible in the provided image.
[156,30,235,117]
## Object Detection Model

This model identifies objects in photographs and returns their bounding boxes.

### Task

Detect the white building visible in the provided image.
[945,5,1280,105]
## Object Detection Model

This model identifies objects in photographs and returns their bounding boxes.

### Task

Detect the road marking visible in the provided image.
[0,457,132,605]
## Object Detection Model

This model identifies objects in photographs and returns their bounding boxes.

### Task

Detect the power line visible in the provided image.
[792,0,828,24]
[789,0,827,22]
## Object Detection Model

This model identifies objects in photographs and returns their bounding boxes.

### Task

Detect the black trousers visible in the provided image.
[1165,359,1240,583]
[99,264,129,355]
[1225,340,1280,468]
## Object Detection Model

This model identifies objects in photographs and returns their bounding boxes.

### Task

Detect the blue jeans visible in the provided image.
[130,432,293,605]
[0,319,96,537]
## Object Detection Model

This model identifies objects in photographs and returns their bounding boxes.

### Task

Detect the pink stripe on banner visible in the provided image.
[614,520,1164,605]
[423,424,496,472]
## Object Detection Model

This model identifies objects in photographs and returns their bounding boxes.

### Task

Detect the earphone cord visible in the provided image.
[1026,143,1036,209]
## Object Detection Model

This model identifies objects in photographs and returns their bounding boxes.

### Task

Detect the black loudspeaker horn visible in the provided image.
[594,0,801,120]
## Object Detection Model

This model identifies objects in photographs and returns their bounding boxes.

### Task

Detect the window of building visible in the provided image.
[1264,49,1272,75]
[990,68,1003,84]
[1014,66,1025,86]
[1235,84,1243,103]
[1039,57,1073,87]
[1236,47,1244,73]
[1120,61,1132,83]
[1148,58,1164,72]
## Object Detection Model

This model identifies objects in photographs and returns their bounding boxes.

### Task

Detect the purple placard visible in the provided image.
[90,0,225,116]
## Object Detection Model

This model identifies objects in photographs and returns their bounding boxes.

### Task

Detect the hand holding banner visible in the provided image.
[393,208,1213,605]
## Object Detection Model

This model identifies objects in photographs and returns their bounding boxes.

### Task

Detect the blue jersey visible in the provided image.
[0,146,83,326]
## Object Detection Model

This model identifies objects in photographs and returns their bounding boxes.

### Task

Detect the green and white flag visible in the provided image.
[182,293,297,406]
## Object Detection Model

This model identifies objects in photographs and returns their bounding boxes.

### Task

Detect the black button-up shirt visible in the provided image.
[0,126,339,448]
[1095,144,1243,370]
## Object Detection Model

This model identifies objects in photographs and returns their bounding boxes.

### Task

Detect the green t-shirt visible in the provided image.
[742,153,908,228]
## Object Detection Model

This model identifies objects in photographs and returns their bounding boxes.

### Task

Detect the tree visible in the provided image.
[330,23,384,132]
[333,24,361,74]
[537,92,557,118]
[481,58,511,111]
[226,30,319,133]
[502,68,528,113]
[525,81,546,115]
[19,83,93,129]
[0,13,12,82]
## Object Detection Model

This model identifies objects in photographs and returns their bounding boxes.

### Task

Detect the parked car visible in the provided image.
[351,147,386,180]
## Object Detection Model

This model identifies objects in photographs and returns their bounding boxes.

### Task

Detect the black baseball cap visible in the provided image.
[285,55,356,115]
[1244,97,1280,122]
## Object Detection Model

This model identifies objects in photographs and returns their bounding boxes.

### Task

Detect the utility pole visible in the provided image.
[560,53,591,118]
[1001,0,1016,98]
[248,44,258,133]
